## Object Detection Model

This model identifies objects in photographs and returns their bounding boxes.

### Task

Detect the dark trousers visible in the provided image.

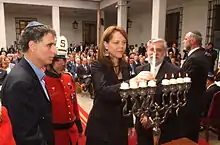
[135,123,154,145]
[181,126,199,143]
[81,78,93,97]
[86,138,109,145]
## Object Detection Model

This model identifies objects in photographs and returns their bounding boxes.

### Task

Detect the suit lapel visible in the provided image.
[182,47,204,69]
[155,61,166,84]
[20,58,51,102]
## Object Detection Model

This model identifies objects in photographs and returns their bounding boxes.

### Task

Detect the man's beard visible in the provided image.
[148,56,164,66]
[184,43,192,52]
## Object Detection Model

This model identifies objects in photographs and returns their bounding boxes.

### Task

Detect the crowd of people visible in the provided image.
[0,20,220,145]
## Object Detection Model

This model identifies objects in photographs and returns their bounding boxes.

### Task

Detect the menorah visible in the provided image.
[120,73,191,145]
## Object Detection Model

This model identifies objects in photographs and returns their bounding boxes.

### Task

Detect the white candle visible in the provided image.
[120,82,130,90]
[148,80,157,87]
[139,81,147,88]
[177,72,184,84]
[151,44,156,77]
[162,74,170,85]
[177,78,184,84]
[129,80,139,89]
[184,73,191,83]
[169,73,177,85]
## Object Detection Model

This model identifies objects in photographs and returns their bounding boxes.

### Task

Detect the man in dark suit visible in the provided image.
[204,42,217,73]
[67,56,78,81]
[168,42,179,58]
[135,38,181,145]
[77,58,93,98]
[68,43,74,54]
[74,44,81,53]
[202,72,220,117]
[138,43,146,56]
[1,21,57,145]
[0,68,7,85]
[179,31,209,142]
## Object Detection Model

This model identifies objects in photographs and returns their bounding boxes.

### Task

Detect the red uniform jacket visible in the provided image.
[0,106,16,145]
[45,72,82,145]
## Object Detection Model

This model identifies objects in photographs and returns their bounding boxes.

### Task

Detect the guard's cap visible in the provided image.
[55,36,68,59]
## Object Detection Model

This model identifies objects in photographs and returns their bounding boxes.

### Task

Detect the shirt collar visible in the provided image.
[188,47,200,57]
[24,57,45,81]
[207,83,216,90]
[150,62,162,77]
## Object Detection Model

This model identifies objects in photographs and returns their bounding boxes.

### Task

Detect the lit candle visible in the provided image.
[177,72,184,84]
[169,73,177,85]
[162,73,170,85]
[151,44,156,77]
[183,73,191,83]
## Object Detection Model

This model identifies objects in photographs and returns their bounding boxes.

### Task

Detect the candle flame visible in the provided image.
[171,73,174,78]
[154,44,156,52]
[164,73,167,79]
[179,72,181,77]
[186,73,188,77]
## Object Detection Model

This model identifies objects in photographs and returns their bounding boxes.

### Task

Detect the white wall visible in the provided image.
[100,0,117,9]
[5,6,97,46]
[60,16,97,45]
[181,0,208,50]
[5,12,52,46]
[128,12,152,46]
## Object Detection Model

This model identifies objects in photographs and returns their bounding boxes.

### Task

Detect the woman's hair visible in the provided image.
[98,26,128,66]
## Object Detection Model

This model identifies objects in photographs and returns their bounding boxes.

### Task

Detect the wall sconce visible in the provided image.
[72,21,78,29]
[127,19,132,28]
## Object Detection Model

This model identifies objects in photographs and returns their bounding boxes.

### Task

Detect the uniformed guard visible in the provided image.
[44,36,83,145]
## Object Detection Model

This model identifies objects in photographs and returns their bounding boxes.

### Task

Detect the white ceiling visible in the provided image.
[4,3,97,18]
[103,0,183,14]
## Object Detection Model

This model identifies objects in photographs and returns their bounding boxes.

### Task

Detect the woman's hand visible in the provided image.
[134,71,155,82]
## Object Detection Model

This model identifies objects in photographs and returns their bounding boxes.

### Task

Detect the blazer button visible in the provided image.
[68,105,70,108]
[42,117,45,120]
[69,112,71,114]
[69,118,71,121]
